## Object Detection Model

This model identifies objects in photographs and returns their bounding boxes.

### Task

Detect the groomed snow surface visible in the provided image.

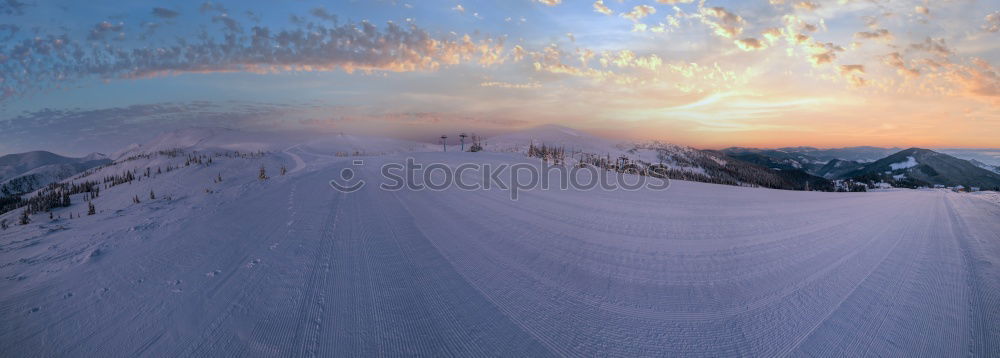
[2,150,1000,356]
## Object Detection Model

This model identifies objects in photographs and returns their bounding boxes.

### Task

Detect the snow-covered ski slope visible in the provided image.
[2,140,1000,356]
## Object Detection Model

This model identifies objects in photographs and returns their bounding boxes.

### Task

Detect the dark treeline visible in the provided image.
[2,147,272,226]
[0,180,100,217]
[527,143,567,165]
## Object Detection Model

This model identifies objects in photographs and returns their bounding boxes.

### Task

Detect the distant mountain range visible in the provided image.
[843,148,1000,189]
[0,151,110,196]
[813,159,864,180]
[722,146,1000,189]
[480,127,1000,191]
[770,146,903,163]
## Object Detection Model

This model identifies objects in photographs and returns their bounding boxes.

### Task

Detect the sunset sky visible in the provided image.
[1,0,998,154]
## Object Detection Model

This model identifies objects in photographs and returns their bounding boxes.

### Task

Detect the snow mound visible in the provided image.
[889,156,918,170]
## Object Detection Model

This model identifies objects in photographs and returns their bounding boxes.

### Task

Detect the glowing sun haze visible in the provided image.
[0,0,998,154]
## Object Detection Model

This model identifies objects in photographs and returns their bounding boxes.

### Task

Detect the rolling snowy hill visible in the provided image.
[2,128,1000,356]
[1,129,999,356]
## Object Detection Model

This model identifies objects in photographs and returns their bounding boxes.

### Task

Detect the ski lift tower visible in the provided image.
[440,135,448,152]
[459,133,467,151]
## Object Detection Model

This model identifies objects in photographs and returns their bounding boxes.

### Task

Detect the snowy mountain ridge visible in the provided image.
[0,151,112,196]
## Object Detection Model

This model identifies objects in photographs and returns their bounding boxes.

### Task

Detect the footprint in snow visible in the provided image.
[245,258,261,269]
[205,270,221,277]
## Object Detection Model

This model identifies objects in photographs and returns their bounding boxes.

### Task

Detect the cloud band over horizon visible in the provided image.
[0,0,998,153]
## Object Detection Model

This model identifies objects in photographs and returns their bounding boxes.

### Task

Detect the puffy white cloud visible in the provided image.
[593,0,613,16]
[622,5,656,22]
[535,0,561,6]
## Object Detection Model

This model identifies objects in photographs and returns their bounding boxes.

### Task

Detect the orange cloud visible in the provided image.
[883,52,920,77]
[735,38,767,51]
[699,7,745,39]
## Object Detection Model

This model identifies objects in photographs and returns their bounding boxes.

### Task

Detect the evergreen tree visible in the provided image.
[1,219,7,230]
[259,166,268,180]
[150,190,156,200]
[19,210,30,225]
[87,201,96,215]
